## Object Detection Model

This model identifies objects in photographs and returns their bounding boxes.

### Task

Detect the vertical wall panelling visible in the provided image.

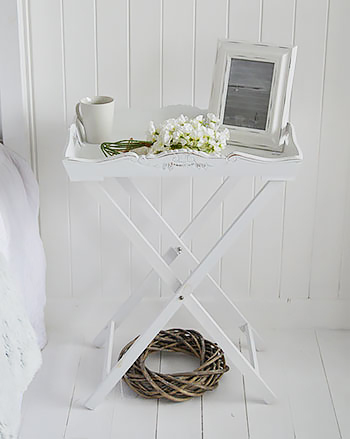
[20,0,350,321]
[194,0,227,111]
[96,0,131,299]
[17,0,38,173]
[129,0,161,109]
[220,0,261,299]
[228,0,261,42]
[339,177,350,298]
[162,0,194,107]
[250,0,295,299]
[96,0,129,106]
[129,0,162,296]
[280,0,329,300]
[260,0,296,45]
[309,0,350,298]
[29,0,72,297]
[0,0,31,162]
[63,0,102,298]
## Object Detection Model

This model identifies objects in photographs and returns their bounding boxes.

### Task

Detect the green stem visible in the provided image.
[100,139,153,157]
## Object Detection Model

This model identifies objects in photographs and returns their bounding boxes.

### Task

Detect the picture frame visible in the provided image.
[209,40,297,152]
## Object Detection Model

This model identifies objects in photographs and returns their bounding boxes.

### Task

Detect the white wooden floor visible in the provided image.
[20,298,349,439]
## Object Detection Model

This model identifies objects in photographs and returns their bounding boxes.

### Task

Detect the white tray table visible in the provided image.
[63,106,302,409]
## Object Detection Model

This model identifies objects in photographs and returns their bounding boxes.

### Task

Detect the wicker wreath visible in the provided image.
[118,328,229,401]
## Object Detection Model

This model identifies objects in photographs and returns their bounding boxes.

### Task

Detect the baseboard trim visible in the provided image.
[203,297,350,330]
[46,296,350,331]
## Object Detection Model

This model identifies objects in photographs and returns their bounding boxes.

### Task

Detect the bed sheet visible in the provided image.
[0,143,46,348]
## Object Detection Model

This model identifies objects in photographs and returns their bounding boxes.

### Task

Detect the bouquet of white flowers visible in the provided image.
[100,113,229,157]
[147,113,229,154]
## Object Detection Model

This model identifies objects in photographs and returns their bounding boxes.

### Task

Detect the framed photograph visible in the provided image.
[209,40,297,152]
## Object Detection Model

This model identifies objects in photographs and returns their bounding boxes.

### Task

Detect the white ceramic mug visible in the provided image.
[75,96,115,144]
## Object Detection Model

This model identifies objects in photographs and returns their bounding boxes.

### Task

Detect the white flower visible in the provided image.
[179,137,187,146]
[148,120,156,134]
[161,130,171,146]
[146,121,158,142]
[147,113,228,154]
[177,114,188,124]
[194,114,204,123]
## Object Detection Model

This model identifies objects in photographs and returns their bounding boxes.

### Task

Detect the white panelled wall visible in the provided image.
[17,0,350,326]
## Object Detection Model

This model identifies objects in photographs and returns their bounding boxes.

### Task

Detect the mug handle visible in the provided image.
[75,102,86,142]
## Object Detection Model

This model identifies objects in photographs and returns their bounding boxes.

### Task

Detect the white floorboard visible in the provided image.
[63,345,116,439]
[110,349,158,439]
[20,335,84,439]
[242,330,296,439]
[316,329,350,439]
[20,299,350,439]
[264,329,341,439]
[202,332,249,439]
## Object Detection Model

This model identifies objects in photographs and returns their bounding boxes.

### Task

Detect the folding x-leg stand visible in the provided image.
[84,176,281,409]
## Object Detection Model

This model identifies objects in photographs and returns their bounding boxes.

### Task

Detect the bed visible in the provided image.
[0,142,46,438]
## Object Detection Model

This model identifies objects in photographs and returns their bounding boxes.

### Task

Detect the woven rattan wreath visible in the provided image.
[118,328,229,401]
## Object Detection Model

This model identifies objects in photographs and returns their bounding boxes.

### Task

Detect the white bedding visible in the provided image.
[0,252,42,439]
[0,144,46,348]
[0,143,46,437]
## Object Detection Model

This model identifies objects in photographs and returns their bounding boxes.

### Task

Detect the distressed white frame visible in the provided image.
[209,40,297,152]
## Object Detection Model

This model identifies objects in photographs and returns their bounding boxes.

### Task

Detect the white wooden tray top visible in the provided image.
[63,105,302,182]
